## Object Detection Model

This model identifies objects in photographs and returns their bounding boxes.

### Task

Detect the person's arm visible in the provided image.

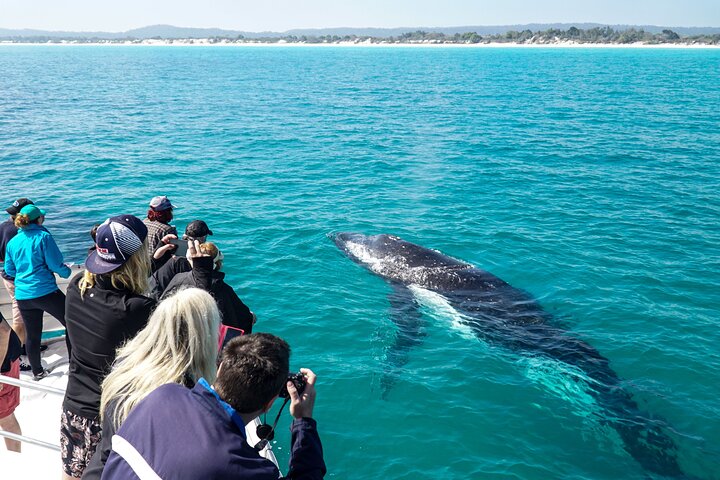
[3,246,15,278]
[186,240,213,292]
[123,297,157,338]
[150,233,179,273]
[0,316,11,393]
[227,287,255,333]
[282,369,326,480]
[43,234,71,278]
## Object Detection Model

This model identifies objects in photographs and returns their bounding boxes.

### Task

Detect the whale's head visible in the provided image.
[333,232,406,265]
[333,232,471,286]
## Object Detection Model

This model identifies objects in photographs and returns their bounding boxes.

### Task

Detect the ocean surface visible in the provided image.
[1,45,719,479]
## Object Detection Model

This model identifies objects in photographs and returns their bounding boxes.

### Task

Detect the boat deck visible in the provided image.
[0,266,278,475]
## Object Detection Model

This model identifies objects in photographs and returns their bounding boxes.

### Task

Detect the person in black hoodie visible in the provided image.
[162,241,256,334]
[61,215,213,480]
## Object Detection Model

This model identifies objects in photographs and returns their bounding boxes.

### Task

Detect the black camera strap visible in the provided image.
[254,397,290,451]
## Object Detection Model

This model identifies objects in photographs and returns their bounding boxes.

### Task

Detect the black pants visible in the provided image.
[17,289,69,375]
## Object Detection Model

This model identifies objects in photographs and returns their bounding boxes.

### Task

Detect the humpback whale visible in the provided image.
[333,232,685,478]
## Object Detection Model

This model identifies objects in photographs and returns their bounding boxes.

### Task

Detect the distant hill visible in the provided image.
[1,23,719,40]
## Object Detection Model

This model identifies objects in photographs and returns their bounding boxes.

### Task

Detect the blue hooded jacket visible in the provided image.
[4,224,71,300]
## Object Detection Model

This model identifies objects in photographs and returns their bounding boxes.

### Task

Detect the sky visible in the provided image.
[2,0,718,32]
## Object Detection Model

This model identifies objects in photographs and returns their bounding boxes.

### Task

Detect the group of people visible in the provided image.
[0,196,326,479]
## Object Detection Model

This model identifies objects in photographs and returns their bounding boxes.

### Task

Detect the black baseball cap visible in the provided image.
[183,220,213,239]
[6,198,34,215]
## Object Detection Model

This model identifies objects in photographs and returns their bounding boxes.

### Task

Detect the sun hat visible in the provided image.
[85,215,148,274]
[6,198,34,215]
[183,220,213,239]
[18,204,46,221]
[148,196,175,212]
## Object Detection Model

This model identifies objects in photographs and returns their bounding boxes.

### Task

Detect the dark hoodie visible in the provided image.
[162,269,254,333]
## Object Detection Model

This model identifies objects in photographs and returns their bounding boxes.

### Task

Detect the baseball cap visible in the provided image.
[149,196,175,212]
[183,220,213,239]
[6,198,34,215]
[85,215,148,274]
[19,204,46,221]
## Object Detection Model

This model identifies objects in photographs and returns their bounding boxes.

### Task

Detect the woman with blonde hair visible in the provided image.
[81,287,220,480]
[61,215,213,479]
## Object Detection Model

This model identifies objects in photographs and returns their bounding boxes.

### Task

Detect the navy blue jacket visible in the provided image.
[102,382,326,480]
[0,219,18,281]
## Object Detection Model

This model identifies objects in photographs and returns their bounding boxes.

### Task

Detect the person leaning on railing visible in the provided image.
[3,204,71,380]
[142,195,177,261]
[0,198,35,355]
[81,287,221,480]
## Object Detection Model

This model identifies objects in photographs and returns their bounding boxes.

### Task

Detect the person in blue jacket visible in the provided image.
[3,204,71,380]
[102,333,326,480]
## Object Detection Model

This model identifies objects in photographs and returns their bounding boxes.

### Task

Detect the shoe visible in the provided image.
[40,344,48,352]
[32,369,49,381]
[19,362,32,372]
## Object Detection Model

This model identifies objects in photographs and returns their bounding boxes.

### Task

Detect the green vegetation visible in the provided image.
[2,27,718,45]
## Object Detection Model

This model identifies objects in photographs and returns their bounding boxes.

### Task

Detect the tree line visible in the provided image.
[2,27,719,45]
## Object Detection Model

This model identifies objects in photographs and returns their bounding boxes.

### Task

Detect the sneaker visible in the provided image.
[32,369,49,381]
[19,362,32,372]
[40,344,48,352]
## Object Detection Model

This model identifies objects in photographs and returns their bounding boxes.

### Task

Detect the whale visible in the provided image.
[333,232,685,478]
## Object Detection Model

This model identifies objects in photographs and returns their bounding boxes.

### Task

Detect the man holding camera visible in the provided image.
[101,333,326,479]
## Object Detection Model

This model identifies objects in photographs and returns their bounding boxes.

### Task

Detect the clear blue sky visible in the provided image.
[2,0,718,32]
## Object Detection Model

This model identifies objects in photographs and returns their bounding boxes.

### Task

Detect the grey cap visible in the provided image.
[149,196,175,211]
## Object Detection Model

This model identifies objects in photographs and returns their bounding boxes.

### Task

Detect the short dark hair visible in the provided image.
[214,333,290,414]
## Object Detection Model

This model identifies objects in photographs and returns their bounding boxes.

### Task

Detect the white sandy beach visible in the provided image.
[1,39,718,49]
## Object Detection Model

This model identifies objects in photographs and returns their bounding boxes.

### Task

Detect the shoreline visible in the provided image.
[1,40,718,49]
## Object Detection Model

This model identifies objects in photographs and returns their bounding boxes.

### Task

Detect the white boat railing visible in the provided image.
[0,375,63,451]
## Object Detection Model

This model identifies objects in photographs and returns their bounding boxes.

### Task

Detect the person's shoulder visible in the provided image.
[133,383,189,413]
[125,294,156,311]
[0,220,15,233]
[150,382,187,398]
[136,383,187,406]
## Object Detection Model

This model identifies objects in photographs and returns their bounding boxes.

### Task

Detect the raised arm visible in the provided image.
[283,369,326,480]
[0,315,10,393]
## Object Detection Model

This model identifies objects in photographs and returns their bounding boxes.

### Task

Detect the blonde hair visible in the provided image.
[100,287,220,429]
[200,242,223,271]
[14,214,34,229]
[79,243,150,297]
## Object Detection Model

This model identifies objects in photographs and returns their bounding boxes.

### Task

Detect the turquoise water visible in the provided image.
[1,46,719,479]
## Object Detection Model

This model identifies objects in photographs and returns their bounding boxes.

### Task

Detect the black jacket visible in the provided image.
[163,269,254,333]
[63,257,213,419]
[148,255,191,299]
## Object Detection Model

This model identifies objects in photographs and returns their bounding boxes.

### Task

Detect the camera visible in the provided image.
[279,372,306,399]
